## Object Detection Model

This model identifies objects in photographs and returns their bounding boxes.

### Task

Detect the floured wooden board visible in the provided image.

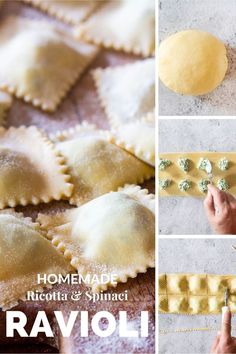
[159,152,236,197]
[0,1,155,353]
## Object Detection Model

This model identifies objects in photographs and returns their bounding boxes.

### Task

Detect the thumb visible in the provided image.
[221,310,231,342]
[204,189,215,218]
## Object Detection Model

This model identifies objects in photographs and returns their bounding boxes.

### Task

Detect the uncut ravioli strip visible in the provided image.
[92,58,155,127]
[38,185,155,292]
[108,114,155,166]
[50,123,154,206]
[0,210,71,311]
[23,0,100,26]
[0,17,98,111]
[159,152,236,197]
[75,0,155,56]
[0,91,12,125]
[159,273,236,315]
[0,126,73,209]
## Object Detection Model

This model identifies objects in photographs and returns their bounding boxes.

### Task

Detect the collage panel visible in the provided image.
[159,238,236,354]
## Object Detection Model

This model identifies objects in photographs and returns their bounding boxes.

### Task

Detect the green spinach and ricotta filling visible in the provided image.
[177,158,190,172]
[198,179,211,193]
[159,179,171,190]
[217,178,229,191]
[218,157,229,171]
[158,158,171,171]
[178,179,192,192]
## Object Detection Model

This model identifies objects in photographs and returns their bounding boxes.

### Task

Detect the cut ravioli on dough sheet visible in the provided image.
[92,58,155,127]
[0,16,99,111]
[0,126,73,209]
[0,210,71,311]
[75,0,155,56]
[23,0,101,26]
[0,91,12,125]
[38,185,155,292]
[50,123,155,206]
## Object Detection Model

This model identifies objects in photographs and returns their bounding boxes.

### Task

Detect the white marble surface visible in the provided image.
[159,119,236,235]
[159,0,236,116]
[159,238,236,354]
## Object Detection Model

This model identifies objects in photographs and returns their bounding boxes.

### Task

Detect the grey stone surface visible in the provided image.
[159,0,236,116]
[159,239,236,354]
[159,119,236,235]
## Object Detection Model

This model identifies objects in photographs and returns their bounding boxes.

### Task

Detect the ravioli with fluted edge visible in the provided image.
[50,123,154,206]
[0,16,98,111]
[38,185,155,292]
[92,58,155,127]
[0,91,12,125]
[0,210,71,311]
[0,126,73,209]
[75,0,155,57]
[23,0,100,26]
[159,273,236,314]
[108,113,155,167]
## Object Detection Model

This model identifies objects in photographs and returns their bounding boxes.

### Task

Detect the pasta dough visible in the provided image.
[38,185,155,292]
[0,210,71,311]
[75,0,155,56]
[108,114,155,166]
[0,16,98,111]
[51,124,154,205]
[0,126,73,209]
[0,91,12,125]
[159,152,236,197]
[159,30,228,95]
[92,59,155,127]
[159,273,236,315]
[23,0,100,25]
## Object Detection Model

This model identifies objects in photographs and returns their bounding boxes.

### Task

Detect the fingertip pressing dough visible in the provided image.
[159,30,228,95]
[37,185,155,292]
[0,91,12,125]
[92,58,155,127]
[50,124,154,206]
[0,210,71,311]
[0,126,73,209]
[0,16,98,111]
[23,0,100,26]
[75,0,155,57]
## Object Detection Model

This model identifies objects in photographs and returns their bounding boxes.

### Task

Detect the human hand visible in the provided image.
[210,310,236,353]
[204,184,236,234]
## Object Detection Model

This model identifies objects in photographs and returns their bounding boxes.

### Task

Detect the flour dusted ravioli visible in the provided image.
[159,273,236,315]
[108,114,155,166]
[38,185,155,292]
[93,59,155,127]
[75,0,155,56]
[0,126,73,209]
[0,210,71,310]
[0,91,12,125]
[51,124,154,205]
[0,17,98,111]
[23,0,100,25]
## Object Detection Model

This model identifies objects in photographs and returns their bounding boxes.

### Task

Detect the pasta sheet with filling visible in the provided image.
[50,123,154,205]
[75,0,155,56]
[38,185,155,292]
[0,126,73,209]
[159,273,236,315]
[23,0,100,26]
[0,16,99,111]
[0,210,71,311]
[92,58,155,127]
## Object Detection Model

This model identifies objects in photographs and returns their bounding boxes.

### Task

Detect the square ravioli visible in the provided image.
[0,126,73,209]
[38,185,155,292]
[92,59,155,127]
[50,123,155,205]
[0,91,12,125]
[0,16,98,111]
[75,0,155,56]
[23,0,100,26]
[108,113,155,166]
[0,210,71,311]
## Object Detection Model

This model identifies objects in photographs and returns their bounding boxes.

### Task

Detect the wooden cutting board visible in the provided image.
[0,1,155,353]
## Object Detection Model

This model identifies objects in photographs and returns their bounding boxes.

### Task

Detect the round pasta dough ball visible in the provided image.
[159,30,228,95]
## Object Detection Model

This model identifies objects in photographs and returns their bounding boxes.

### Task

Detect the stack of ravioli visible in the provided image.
[0,0,155,311]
